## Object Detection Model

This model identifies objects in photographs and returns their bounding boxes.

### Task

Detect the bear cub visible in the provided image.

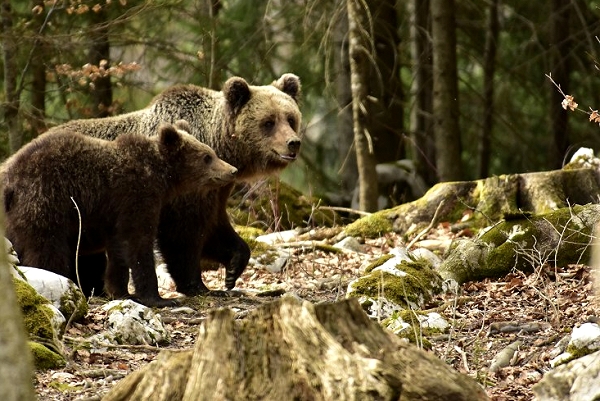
[1,121,237,307]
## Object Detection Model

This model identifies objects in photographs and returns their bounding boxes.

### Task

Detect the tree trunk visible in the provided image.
[334,5,358,195]
[431,0,463,181]
[347,0,379,212]
[549,0,571,169]
[478,0,499,179]
[88,7,113,118]
[29,0,48,136]
[103,297,489,401]
[199,0,222,90]
[1,0,22,154]
[408,0,436,186]
[367,0,404,164]
[0,210,36,400]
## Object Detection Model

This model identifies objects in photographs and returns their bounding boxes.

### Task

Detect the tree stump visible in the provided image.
[104,297,488,401]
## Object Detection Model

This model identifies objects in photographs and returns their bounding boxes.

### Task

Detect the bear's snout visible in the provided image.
[287,138,301,154]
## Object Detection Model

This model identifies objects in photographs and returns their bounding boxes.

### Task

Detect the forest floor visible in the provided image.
[34,225,599,401]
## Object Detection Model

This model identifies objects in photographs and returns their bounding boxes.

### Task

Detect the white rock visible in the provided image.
[16,266,87,321]
[570,323,600,351]
[420,312,450,331]
[333,236,364,253]
[93,299,169,345]
[352,295,401,321]
[410,248,442,269]
[372,247,412,277]
[385,316,411,334]
[550,323,600,367]
[256,229,299,244]
[535,349,600,401]
[266,253,290,273]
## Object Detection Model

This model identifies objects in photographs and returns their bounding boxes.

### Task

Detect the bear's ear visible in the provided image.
[173,119,192,133]
[223,77,251,115]
[158,123,183,151]
[273,73,301,103]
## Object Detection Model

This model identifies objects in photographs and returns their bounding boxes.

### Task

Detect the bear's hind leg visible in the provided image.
[16,230,72,280]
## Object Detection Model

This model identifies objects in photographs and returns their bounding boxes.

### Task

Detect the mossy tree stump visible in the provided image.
[104,297,488,401]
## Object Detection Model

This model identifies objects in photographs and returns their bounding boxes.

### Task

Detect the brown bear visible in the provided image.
[45,74,302,297]
[1,122,238,307]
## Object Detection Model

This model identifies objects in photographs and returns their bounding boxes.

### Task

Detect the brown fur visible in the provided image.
[44,74,302,296]
[2,123,237,306]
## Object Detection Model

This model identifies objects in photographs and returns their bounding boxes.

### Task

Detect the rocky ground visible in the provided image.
[33,225,599,401]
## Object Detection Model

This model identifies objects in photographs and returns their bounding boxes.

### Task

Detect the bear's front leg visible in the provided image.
[73,253,108,297]
[105,237,179,307]
[157,196,211,296]
[201,221,250,290]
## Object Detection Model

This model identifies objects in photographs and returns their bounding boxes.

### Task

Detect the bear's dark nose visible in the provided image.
[287,138,301,154]
[230,167,238,176]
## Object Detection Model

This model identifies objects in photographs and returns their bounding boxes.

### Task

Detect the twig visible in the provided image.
[318,205,372,217]
[70,197,83,293]
[407,200,446,249]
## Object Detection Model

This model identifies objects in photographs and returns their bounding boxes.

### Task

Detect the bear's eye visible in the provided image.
[262,119,275,131]
[203,154,213,165]
[287,117,296,129]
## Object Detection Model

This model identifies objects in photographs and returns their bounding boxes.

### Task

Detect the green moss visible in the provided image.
[229,178,337,230]
[401,330,433,350]
[364,254,395,273]
[58,289,88,322]
[311,243,343,253]
[14,278,59,339]
[350,260,442,307]
[472,175,520,225]
[565,344,596,360]
[235,225,265,242]
[383,309,441,349]
[345,212,393,238]
[48,381,84,392]
[29,341,66,370]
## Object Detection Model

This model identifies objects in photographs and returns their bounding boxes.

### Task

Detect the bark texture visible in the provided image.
[431,0,463,181]
[478,0,499,179]
[0,208,36,400]
[409,0,436,186]
[347,0,379,212]
[103,297,489,401]
[1,0,22,153]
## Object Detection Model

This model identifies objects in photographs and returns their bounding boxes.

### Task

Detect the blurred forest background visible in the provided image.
[2,0,600,212]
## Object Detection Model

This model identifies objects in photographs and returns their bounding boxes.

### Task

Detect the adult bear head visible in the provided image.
[223,73,302,179]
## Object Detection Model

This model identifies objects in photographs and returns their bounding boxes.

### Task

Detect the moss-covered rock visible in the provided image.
[344,212,393,238]
[14,277,64,339]
[229,178,337,230]
[438,204,600,284]
[348,258,443,309]
[28,341,66,370]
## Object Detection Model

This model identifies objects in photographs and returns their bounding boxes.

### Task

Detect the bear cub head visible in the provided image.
[160,120,238,194]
